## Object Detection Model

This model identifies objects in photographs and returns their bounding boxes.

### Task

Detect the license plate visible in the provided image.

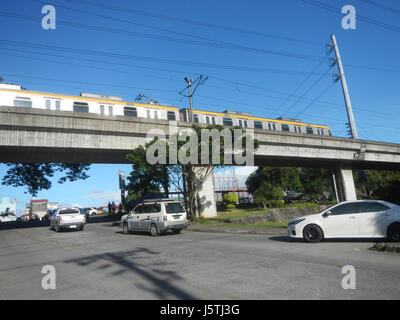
[173,215,181,220]
[70,225,77,228]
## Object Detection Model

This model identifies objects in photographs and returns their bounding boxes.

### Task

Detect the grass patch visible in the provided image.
[210,208,270,222]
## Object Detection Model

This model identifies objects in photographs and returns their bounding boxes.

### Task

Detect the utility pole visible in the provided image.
[329,34,358,139]
[179,75,208,122]
[185,77,194,122]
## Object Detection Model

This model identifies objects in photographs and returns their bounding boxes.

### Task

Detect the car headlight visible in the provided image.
[288,218,305,226]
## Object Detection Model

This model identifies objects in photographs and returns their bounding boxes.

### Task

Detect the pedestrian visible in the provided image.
[111,201,116,215]
[118,203,122,215]
[107,202,112,215]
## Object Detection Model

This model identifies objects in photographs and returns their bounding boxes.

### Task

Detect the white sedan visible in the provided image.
[0,212,19,222]
[288,200,400,243]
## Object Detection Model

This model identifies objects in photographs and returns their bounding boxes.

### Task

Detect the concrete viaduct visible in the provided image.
[1,106,400,217]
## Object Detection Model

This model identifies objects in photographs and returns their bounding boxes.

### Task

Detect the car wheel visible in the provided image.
[303,224,323,243]
[387,223,400,242]
[172,229,182,234]
[149,224,159,237]
[122,223,129,234]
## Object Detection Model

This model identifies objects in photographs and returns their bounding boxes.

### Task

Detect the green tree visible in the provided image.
[126,145,170,196]
[222,193,238,209]
[253,181,284,209]
[300,168,332,204]
[126,124,258,220]
[355,169,400,204]
[246,167,302,198]
[1,163,90,197]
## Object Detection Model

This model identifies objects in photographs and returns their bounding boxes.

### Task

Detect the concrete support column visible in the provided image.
[333,166,357,202]
[194,167,217,218]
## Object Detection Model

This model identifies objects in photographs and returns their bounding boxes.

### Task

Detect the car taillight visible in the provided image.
[163,216,167,221]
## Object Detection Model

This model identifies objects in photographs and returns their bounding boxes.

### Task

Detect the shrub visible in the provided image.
[223,193,238,209]
[270,200,284,208]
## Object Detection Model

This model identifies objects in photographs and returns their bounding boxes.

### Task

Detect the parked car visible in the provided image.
[288,200,400,243]
[49,207,86,232]
[81,207,98,217]
[239,197,253,204]
[121,199,188,236]
[0,212,19,222]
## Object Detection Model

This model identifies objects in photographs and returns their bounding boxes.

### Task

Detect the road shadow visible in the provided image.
[0,219,50,230]
[269,235,383,243]
[64,248,196,299]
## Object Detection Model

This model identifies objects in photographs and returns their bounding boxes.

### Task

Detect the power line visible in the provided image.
[22,2,323,62]
[294,81,336,117]
[0,39,325,74]
[272,56,328,115]
[300,0,400,33]
[358,0,400,16]
[280,66,333,116]
[51,0,326,46]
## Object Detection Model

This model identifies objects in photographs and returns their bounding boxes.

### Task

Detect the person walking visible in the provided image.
[107,202,112,215]
[111,201,116,215]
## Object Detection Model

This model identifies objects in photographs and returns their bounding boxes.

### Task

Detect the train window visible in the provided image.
[268,123,276,130]
[320,129,324,136]
[294,126,301,133]
[193,114,199,123]
[238,120,243,127]
[244,120,248,128]
[254,121,263,129]
[328,130,332,136]
[281,124,290,132]
[45,100,51,110]
[108,105,113,116]
[167,111,176,120]
[100,105,105,115]
[55,101,61,111]
[306,127,314,134]
[73,101,89,113]
[124,107,137,117]
[223,117,233,126]
[205,116,210,124]
[211,117,216,125]
[13,97,32,108]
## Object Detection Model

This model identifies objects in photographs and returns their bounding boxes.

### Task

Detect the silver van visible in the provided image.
[121,199,188,236]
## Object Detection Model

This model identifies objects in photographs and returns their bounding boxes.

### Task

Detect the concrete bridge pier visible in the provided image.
[332,166,357,202]
[193,167,217,218]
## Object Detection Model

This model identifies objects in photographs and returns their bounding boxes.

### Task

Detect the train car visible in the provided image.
[0,82,332,136]
[0,83,180,121]
[180,108,332,136]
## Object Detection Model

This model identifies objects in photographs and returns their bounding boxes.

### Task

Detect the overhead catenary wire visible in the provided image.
[300,0,400,33]
[0,39,325,74]
[43,0,326,46]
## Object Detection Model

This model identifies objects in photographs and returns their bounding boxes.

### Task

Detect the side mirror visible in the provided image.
[322,211,331,218]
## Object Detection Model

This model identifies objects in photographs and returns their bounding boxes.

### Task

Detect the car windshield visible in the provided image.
[165,203,185,214]
[59,209,80,214]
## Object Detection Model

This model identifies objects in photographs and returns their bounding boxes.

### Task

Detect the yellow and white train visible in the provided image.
[0,82,332,136]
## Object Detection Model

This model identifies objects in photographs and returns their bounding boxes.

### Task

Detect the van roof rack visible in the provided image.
[142,198,175,203]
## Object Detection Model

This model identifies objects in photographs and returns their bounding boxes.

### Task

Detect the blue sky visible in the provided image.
[0,0,399,215]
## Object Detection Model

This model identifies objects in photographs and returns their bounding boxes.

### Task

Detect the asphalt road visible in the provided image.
[0,218,399,300]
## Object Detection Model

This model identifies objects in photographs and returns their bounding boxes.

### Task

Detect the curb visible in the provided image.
[187,225,287,236]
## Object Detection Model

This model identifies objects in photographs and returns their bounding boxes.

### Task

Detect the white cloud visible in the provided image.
[83,189,121,204]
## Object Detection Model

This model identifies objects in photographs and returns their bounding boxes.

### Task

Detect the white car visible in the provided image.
[0,212,19,222]
[50,207,86,232]
[288,200,400,243]
[121,199,188,236]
